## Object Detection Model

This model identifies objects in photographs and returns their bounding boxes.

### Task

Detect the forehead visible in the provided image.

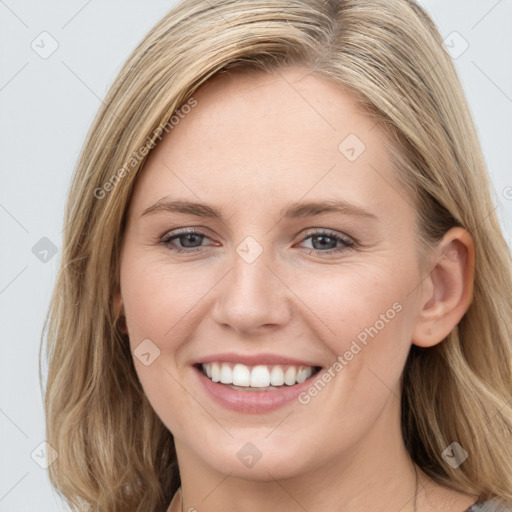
[167,67,379,160]
[128,67,408,222]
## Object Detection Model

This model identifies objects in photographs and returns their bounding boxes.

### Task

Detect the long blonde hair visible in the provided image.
[41,0,512,510]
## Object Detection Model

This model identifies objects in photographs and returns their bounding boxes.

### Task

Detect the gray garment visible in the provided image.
[467,499,512,511]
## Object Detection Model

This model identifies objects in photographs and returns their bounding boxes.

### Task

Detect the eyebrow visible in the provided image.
[141,198,378,221]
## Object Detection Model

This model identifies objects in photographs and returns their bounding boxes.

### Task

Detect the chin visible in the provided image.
[189,434,319,482]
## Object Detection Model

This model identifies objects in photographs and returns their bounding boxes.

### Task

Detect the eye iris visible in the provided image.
[181,233,203,247]
[313,235,336,250]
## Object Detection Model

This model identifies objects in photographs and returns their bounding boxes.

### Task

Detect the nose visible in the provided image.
[211,246,292,335]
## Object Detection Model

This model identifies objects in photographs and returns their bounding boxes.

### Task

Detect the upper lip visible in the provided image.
[192,352,323,368]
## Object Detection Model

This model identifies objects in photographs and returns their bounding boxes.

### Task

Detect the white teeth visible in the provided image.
[232,363,250,386]
[270,366,285,386]
[219,363,232,384]
[250,365,270,387]
[296,367,313,383]
[211,362,220,382]
[284,366,297,385]
[200,362,316,388]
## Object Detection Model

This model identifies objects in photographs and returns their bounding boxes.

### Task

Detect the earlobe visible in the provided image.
[412,227,475,348]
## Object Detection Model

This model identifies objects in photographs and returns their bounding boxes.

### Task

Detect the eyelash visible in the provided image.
[159,228,356,256]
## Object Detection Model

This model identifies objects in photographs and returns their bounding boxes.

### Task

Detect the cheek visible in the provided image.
[293,264,410,342]
[288,261,418,401]
[119,253,199,428]
[121,253,214,344]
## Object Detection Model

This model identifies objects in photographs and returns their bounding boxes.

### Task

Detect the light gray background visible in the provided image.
[0,1,511,510]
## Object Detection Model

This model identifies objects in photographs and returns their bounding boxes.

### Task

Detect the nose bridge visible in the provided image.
[211,233,291,332]
[232,235,272,292]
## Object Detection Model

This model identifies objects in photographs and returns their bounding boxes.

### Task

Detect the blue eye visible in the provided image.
[300,229,355,255]
[160,228,355,256]
[160,228,210,253]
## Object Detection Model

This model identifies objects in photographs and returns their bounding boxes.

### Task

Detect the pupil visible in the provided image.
[314,235,334,250]
[183,234,200,247]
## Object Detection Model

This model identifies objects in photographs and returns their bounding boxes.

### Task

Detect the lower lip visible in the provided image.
[194,366,320,414]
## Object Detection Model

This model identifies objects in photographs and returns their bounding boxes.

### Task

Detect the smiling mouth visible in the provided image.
[195,362,322,391]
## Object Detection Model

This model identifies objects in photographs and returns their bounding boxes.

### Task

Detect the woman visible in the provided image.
[41,0,512,511]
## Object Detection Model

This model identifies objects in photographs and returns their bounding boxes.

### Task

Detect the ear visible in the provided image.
[412,227,475,348]
[113,286,128,335]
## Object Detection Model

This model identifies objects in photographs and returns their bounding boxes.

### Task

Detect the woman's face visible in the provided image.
[118,67,430,480]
